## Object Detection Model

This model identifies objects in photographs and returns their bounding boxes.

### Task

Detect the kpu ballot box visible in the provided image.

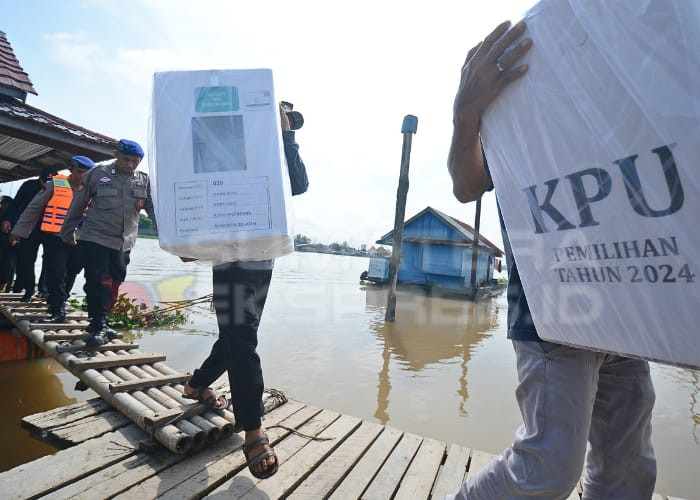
[481,0,700,368]
[150,69,293,263]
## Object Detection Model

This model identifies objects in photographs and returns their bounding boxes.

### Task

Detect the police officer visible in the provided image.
[1,166,58,301]
[0,195,16,292]
[60,139,157,346]
[10,156,95,322]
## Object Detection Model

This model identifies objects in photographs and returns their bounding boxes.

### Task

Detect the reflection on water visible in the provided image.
[1,239,698,498]
[366,288,503,422]
[0,359,78,470]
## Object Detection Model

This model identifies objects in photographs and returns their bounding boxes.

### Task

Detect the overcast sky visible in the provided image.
[2,0,536,249]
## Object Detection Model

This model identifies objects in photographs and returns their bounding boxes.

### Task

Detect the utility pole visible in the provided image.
[469,197,482,300]
[385,115,418,322]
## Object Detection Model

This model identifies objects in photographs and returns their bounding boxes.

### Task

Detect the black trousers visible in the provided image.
[38,252,49,295]
[0,234,16,289]
[190,261,272,431]
[79,240,130,323]
[43,234,84,309]
[12,228,42,295]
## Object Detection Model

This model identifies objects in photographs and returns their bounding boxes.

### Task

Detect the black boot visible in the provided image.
[48,303,67,323]
[85,332,106,348]
[88,318,119,341]
[20,291,33,303]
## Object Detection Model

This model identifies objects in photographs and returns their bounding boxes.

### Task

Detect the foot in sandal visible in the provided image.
[243,427,278,479]
[182,382,228,410]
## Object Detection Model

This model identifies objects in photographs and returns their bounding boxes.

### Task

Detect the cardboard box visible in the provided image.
[150,69,293,262]
[481,0,700,368]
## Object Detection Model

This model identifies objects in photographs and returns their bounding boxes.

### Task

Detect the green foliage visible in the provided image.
[138,214,158,237]
[68,294,186,330]
[294,234,311,245]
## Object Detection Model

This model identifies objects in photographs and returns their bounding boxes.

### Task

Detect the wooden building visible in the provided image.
[364,206,503,296]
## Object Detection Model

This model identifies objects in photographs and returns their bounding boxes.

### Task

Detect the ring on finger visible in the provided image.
[496,60,505,73]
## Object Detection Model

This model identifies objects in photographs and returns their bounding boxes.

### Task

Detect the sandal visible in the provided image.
[182,384,228,410]
[243,435,279,479]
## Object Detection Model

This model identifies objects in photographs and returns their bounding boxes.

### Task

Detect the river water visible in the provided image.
[1,238,698,498]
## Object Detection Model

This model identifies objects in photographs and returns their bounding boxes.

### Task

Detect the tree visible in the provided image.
[294,234,311,246]
[138,214,158,237]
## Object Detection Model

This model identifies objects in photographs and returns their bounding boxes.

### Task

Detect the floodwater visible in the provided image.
[1,238,698,498]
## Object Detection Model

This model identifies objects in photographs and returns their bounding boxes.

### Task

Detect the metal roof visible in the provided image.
[0,96,117,182]
[0,31,117,182]
[377,206,504,256]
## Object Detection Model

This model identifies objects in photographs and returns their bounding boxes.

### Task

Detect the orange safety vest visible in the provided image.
[41,175,73,233]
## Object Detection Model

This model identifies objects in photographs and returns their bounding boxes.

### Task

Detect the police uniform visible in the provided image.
[11,157,95,321]
[60,143,156,342]
[2,169,56,301]
[0,196,16,291]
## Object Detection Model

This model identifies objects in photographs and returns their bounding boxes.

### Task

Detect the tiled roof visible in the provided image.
[0,31,37,96]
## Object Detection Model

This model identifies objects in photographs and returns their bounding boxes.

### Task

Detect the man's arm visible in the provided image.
[283,131,308,196]
[144,179,157,231]
[2,180,38,230]
[448,20,532,203]
[10,184,53,240]
[60,170,93,243]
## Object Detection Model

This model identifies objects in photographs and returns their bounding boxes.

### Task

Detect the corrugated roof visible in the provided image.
[0,31,116,182]
[0,96,117,182]
[376,206,504,256]
[0,31,37,96]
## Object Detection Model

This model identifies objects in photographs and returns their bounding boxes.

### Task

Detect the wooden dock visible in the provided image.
[0,293,682,499]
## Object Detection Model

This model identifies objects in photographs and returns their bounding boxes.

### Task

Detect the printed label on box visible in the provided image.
[194,86,239,113]
[208,177,271,232]
[174,178,271,236]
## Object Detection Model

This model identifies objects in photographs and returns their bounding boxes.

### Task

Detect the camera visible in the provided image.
[281,101,304,130]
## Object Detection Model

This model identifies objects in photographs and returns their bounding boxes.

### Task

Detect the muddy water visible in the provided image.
[0,239,698,498]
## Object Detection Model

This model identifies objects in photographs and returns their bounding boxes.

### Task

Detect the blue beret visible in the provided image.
[117,139,144,158]
[70,155,95,170]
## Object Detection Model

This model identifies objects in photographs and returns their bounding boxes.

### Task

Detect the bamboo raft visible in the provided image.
[0,293,683,499]
[0,292,256,455]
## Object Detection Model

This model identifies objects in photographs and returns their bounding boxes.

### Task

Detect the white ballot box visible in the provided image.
[149,69,293,263]
[481,0,700,368]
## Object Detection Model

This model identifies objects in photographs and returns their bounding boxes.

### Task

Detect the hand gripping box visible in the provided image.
[149,69,293,263]
[481,0,700,368]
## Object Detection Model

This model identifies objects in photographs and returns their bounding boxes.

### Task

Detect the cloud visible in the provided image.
[43,32,105,73]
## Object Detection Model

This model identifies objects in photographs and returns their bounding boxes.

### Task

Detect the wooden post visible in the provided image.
[469,197,482,300]
[386,115,418,322]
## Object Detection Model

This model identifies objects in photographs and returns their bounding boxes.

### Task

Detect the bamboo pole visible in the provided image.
[145,361,235,438]
[113,341,235,438]
[100,351,207,449]
[469,197,483,300]
[21,328,193,453]
[126,363,222,444]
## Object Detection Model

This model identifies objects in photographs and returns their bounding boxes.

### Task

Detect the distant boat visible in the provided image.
[361,206,505,300]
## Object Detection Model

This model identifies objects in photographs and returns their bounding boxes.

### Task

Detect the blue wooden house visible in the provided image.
[364,206,504,295]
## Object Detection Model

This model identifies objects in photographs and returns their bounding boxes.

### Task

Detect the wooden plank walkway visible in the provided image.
[1,398,680,499]
[0,292,682,499]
